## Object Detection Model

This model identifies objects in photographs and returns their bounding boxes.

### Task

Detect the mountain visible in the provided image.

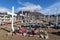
[17,11,44,16]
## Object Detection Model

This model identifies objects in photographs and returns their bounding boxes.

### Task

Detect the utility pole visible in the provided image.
[48,11,50,22]
[22,10,23,23]
[56,7,58,26]
[4,13,6,21]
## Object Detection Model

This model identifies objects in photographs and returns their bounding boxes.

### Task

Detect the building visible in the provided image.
[45,14,60,22]
[0,12,17,24]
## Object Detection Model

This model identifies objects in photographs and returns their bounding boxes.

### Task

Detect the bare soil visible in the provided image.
[0,24,60,40]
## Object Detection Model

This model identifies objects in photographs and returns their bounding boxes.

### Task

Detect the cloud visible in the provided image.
[0,7,11,13]
[0,7,16,16]
[40,2,60,15]
[18,1,25,6]
[16,1,42,12]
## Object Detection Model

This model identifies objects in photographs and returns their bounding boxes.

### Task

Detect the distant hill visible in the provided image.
[16,11,44,16]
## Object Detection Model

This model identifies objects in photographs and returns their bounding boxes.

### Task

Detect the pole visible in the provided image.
[22,10,23,23]
[56,8,58,26]
[4,13,5,21]
[48,11,50,22]
[56,8,58,23]
[44,15,46,21]
[11,6,14,32]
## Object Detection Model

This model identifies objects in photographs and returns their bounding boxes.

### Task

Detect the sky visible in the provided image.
[0,0,60,15]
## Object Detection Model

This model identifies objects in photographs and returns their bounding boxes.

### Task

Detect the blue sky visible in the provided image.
[0,0,60,15]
